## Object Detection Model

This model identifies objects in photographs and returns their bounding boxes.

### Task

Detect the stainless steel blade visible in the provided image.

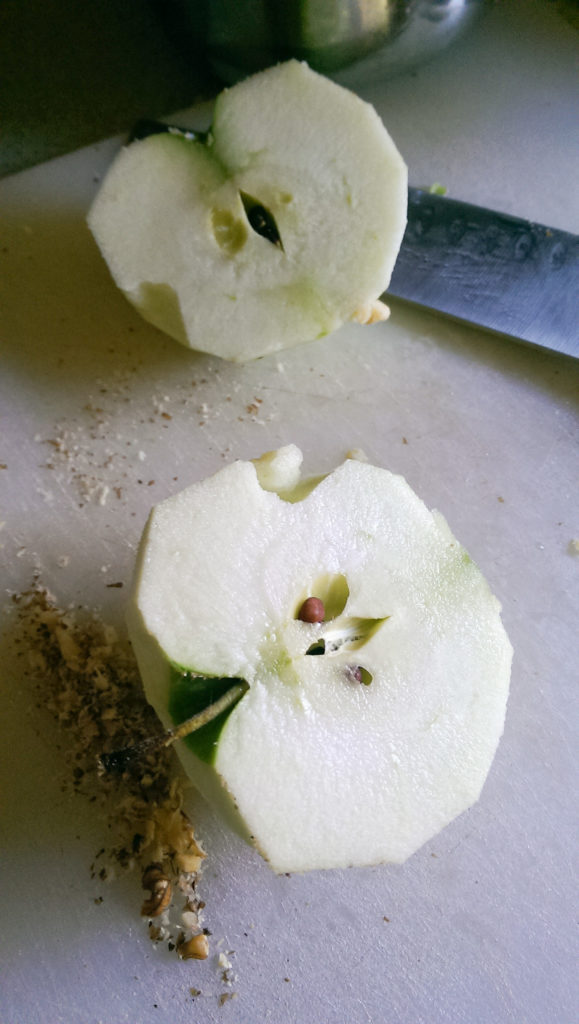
[387,188,579,358]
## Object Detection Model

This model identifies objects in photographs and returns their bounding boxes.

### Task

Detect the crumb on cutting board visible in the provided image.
[9,584,208,959]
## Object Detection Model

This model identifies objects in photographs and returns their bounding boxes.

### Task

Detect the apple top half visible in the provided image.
[88,61,408,361]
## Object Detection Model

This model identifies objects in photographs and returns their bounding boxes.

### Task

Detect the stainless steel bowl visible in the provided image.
[172,0,490,86]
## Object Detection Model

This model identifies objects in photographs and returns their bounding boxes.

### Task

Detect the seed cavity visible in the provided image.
[324,616,386,652]
[295,573,349,621]
[294,575,383,686]
[239,191,283,249]
[305,639,326,656]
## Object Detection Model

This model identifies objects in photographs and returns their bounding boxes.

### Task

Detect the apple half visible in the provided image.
[88,60,407,361]
[127,447,512,874]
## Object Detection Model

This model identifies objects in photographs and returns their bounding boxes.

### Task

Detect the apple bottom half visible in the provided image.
[127,590,511,875]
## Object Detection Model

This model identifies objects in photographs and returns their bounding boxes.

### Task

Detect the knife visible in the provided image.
[130,120,578,359]
[387,188,578,358]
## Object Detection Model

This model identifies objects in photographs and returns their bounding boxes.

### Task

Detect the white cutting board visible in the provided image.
[1,3,578,1022]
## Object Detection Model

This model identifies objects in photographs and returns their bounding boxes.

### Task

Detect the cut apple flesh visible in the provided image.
[127,447,512,873]
[88,60,407,361]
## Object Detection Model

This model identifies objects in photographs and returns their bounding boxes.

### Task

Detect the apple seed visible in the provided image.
[297,597,325,623]
[345,665,373,685]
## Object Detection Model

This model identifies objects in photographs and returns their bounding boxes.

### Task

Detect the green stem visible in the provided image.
[167,681,249,743]
[98,681,249,776]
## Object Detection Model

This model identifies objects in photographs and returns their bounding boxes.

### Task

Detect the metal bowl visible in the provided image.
[169,0,490,86]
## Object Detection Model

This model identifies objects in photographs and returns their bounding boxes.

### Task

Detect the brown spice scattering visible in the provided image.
[297,597,325,623]
[10,585,207,958]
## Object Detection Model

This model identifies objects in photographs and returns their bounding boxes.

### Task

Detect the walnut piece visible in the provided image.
[140,863,172,917]
[178,933,209,961]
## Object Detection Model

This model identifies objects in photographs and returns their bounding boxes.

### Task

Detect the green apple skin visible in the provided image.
[88,61,407,362]
[127,447,512,873]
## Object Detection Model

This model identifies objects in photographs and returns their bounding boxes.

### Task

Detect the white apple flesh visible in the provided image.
[127,447,512,874]
[87,60,407,361]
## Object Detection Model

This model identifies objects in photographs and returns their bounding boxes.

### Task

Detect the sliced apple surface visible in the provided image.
[127,448,511,873]
[88,61,407,362]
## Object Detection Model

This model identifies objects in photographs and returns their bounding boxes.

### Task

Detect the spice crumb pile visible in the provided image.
[11,585,208,959]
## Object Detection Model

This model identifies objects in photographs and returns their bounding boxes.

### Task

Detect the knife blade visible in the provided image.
[387,188,578,358]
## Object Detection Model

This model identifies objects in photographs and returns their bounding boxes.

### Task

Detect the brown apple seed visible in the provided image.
[298,597,325,623]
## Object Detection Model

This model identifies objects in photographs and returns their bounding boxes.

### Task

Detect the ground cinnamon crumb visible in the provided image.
[10,584,207,958]
[218,992,238,1006]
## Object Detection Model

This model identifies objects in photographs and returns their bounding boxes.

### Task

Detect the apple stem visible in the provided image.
[168,681,249,742]
[97,681,249,776]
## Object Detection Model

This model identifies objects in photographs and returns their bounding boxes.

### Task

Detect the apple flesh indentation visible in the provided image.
[211,207,248,256]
